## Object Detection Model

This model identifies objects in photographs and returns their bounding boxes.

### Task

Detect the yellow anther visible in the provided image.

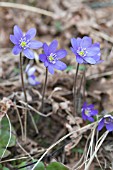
[49,56,54,61]
[79,51,84,56]
[85,110,90,116]
[21,41,26,47]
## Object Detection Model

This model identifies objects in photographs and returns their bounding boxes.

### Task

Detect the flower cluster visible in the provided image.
[81,102,113,132]
[10,25,113,133]
[10,26,103,75]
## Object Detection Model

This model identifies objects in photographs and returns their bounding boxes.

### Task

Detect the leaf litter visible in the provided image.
[0,0,113,169]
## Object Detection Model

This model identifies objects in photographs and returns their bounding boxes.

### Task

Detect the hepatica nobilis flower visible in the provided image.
[10,25,43,59]
[81,102,98,122]
[98,115,113,132]
[25,64,40,86]
[39,40,67,74]
[71,36,102,64]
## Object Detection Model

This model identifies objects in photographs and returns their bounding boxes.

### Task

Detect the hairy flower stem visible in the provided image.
[20,52,27,141]
[41,67,48,112]
[73,63,79,114]
[78,67,86,94]
[83,68,86,103]
[76,67,86,113]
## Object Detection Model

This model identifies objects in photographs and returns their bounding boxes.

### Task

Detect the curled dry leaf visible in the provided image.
[65,142,74,155]
[59,101,70,110]
[48,87,62,99]
[52,102,59,114]
[0,97,13,121]
[67,115,83,125]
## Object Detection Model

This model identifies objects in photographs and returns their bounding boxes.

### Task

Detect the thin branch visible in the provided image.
[28,111,39,134]
[31,121,98,170]
[16,140,34,161]
[19,101,52,117]
[0,2,57,18]
[85,131,109,170]
[0,156,28,164]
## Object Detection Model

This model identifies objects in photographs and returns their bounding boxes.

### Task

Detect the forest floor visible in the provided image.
[1,0,113,170]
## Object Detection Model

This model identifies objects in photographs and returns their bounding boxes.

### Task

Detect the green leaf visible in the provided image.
[13,67,20,74]
[0,148,11,158]
[72,147,84,154]
[0,117,16,148]
[55,21,62,32]
[18,161,45,170]
[46,162,69,170]
[66,66,74,72]
[3,167,10,170]
[18,161,27,170]
[79,65,85,71]
[34,162,45,170]
[0,164,3,168]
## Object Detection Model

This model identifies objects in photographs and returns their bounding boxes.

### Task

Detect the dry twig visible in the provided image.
[0,2,57,18]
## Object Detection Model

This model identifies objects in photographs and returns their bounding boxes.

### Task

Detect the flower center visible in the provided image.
[79,51,85,56]
[104,117,113,124]
[85,109,91,116]
[19,36,30,49]
[48,56,54,62]
[21,41,27,47]
[47,53,57,64]
[77,47,87,57]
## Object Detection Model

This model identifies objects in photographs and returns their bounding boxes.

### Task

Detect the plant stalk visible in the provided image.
[73,63,79,114]
[20,52,27,140]
[78,71,84,93]
[83,67,86,103]
[41,67,48,112]
[76,68,86,114]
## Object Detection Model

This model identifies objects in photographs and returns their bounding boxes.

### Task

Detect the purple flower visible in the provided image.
[98,115,113,132]
[25,64,40,86]
[39,40,67,74]
[10,25,43,59]
[81,102,98,122]
[71,36,102,64]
